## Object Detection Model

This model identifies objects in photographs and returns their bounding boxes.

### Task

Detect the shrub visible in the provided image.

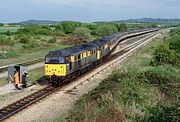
[144,66,179,85]
[0,35,14,46]
[96,25,118,37]
[48,37,56,43]
[53,30,66,36]
[22,42,36,49]
[146,103,180,122]
[55,21,81,34]
[55,24,63,31]
[169,27,180,36]
[144,66,180,98]
[19,36,30,44]
[0,51,17,59]
[151,41,175,66]
[169,34,180,53]
[115,23,127,32]
[73,27,93,43]
[5,30,12,36]
[84,23,98,31]
[17,25,52,35]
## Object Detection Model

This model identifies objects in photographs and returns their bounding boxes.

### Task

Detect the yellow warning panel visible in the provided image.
[45,64,66,76]
[97,51,101,59]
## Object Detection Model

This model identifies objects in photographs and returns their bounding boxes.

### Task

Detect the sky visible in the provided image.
[0,0,180,23]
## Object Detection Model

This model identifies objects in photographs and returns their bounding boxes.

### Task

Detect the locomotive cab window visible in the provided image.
[65,57,70,63]
[46,56,62,63]
[59,57,65,63]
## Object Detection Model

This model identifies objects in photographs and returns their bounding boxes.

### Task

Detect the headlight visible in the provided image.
[46,57,50,63]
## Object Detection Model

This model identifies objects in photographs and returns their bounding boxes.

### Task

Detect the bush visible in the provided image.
[115,23,127,32]
[55,21,81,34]
[73,27,93,43]
[55,24,63,31]
[144,66,179,85]
[96,24,118,37]
[0,35,14,46]
[0,51,17,59]
[5,30,12,36]
[170,27,180,36]
[144,66,180,98]
[53,30,66,36]
[48,37,56,43]
[151,41,175,66]
[19,36,30,44]
[17,25,52,35]
[146,103,180,122]
[22,41,37,49]
[84,23,98,31]
[169,34,180,53]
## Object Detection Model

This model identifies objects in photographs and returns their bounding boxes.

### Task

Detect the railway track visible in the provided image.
[0,86,56,121]
[0,58,43,73]
[0,31,160,121]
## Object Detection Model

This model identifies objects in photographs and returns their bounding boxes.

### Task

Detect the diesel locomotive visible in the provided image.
[45,28,159,85]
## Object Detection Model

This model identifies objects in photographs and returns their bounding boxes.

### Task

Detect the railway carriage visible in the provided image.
[45,43,99,85]
[45,28,159,85]
[45,33,122,85]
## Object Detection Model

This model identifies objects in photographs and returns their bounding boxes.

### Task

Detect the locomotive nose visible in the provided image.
[45,64,66,76]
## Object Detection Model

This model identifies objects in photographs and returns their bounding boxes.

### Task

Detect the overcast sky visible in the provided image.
[0,0,180,23]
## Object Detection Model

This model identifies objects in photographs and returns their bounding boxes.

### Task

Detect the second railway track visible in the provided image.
[0,31,161,121]
[0,58,44,74]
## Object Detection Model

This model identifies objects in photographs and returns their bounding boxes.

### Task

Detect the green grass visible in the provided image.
[53,31,180,122]
[0,77,8,86]
[0,44,69,66]
[0,26,21,33]
[28,67,44,84]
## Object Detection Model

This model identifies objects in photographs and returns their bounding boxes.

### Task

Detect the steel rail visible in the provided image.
[0,30,159,121]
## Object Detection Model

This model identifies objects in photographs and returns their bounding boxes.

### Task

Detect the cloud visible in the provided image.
[0,0,180,23]
[30,0,137,8]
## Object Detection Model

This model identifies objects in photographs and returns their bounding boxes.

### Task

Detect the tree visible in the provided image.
[96,25,118,37]
[152,41,175,65]
[55,24,63,31]
[56,21,82,34]
[19,36,30,44]
[116,23,127,32]
[5,30,12,36]
[73,27,93,43]
[17,25,52,35]
[169,34,180,53]
[0,23,4,26]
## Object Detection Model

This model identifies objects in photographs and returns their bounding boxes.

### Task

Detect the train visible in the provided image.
[44,28,159,85]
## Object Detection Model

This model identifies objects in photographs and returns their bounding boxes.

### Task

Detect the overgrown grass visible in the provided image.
[54,30,180,122]
[0,44,69,66]
[0,77,8,86]
[64,66,179,122]
[0,26,21,33]
[28,67,44,84]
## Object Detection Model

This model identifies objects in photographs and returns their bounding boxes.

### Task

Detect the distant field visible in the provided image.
[0,26,21,33]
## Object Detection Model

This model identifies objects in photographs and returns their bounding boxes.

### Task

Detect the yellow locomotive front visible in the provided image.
[45,55,67,85]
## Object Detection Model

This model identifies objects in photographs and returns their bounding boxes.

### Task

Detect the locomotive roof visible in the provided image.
[48,43,97,57]
[47,32,124,57]
[90,32,122,46]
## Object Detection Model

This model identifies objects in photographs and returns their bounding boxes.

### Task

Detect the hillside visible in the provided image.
[18,20,58,24]
[113,18,180,23]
